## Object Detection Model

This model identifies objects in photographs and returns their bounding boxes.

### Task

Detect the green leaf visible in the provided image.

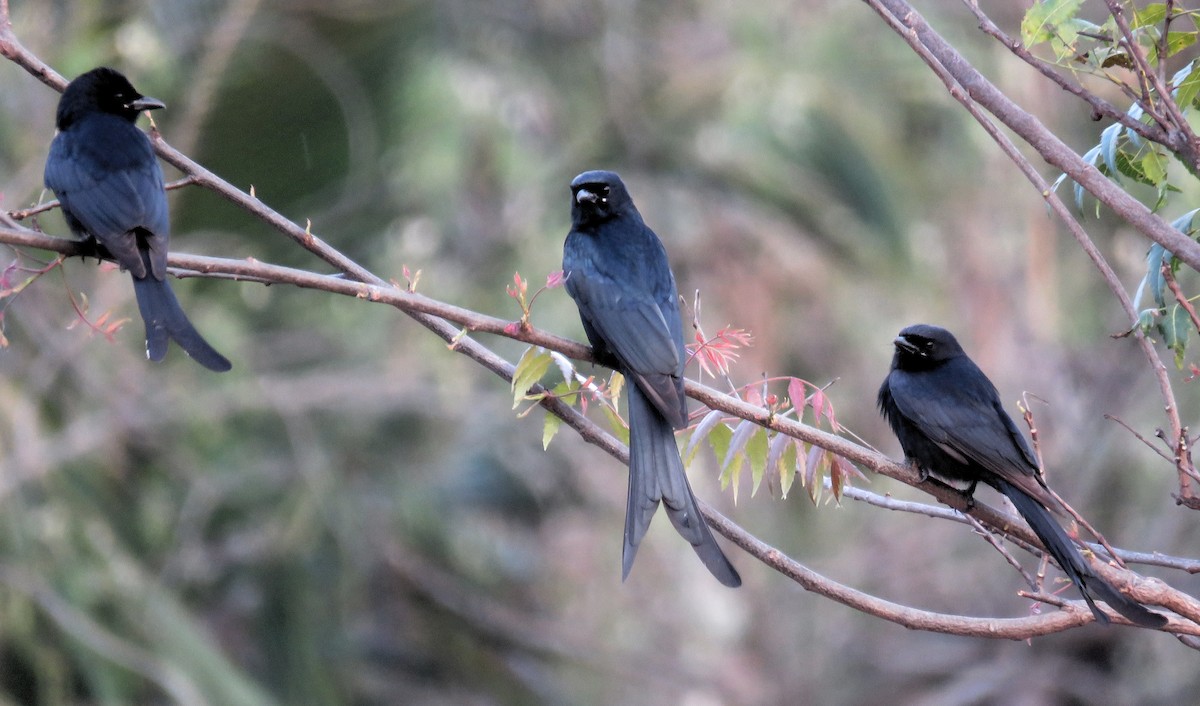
[1094,46,1134,69]
[1021,0,1086,47]
[549,379,579,407]
[1114,150,1154,186]
[1172,61,1200,109]
[1132,3,1168,29]
[1137,147,1168,186]
[601,405,629,446]
[511,347,553,408]
[747,426,769,497]
[684,409,726,465]
[779,439,798,499]
[1049,18,1092,60]
[1161,304,1192,368]
[608,372,624,415]
[766,432,791,495]
[1165,31,1198,59]
[1137,308,1159,335]
[722,420,757,500]
[542,413,561,450]
[707,422,733,475]
[804,444,825,505]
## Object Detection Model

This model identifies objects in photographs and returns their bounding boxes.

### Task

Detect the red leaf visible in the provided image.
[787,378,806,414]
[545,270,566,288]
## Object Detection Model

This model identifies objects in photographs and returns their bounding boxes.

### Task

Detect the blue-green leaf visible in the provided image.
[1099,123,1122,183]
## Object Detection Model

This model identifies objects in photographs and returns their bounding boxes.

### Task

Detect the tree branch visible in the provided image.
[863,0,1200,273]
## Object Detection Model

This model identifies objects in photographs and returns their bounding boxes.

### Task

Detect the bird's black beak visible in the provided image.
[575,188,599,205]
[893,335,922,356]
[127,96,166,112]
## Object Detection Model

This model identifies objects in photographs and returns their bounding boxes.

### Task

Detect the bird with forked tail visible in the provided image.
[878,323,1165,627]
[563,170,740,587]
[44,67,230,372]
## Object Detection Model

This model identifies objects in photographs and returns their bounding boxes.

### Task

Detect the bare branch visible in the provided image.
[863,0,1200,273]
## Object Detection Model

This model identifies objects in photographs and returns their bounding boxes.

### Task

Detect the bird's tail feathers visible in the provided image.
[996,478,1164,628]
[132,272,231,372]
[624,385,741,587]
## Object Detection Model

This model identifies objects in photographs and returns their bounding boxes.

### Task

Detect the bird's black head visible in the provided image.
[569,170,636,228]
[891,324,966,371]
[56,67,165,130]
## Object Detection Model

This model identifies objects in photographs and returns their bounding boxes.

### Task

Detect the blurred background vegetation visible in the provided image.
[1,0,1198,703]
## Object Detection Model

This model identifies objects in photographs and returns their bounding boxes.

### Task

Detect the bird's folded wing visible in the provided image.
[45,128,170,275]
[566,267,686,427]
[889,373,1041,479]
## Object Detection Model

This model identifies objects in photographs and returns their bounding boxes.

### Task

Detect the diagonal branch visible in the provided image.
[863,0,1200,273]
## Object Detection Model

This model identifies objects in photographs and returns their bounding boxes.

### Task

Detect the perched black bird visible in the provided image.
[878,324,1165,627]
[563,170,740,587]
[44,67,231,371]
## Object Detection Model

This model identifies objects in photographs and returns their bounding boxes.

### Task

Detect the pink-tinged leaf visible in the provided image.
[830,455,849,502]
[545,270,566,288]
[685,409,727,463]
[0,259,19,289]
[809,387,827,419]
[686,327,752,378]
[809,387,840,432]
[787,378,807,416]
[745,386,763,407]
[503,321,521,336]
[402,264,411,279]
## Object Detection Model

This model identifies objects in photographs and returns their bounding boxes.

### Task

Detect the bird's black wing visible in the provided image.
[886,359,1040,481]
[564,248,687,429]
[45,115,169,278]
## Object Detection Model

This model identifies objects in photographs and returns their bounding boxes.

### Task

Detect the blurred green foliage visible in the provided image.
[0,0,1198,704]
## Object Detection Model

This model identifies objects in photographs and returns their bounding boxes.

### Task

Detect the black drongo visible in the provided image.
[45,67,230,371]
[563,170,740,587]
[879,324,1164,627]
